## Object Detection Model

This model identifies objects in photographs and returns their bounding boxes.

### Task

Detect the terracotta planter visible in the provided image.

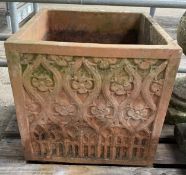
[5,8,181,166]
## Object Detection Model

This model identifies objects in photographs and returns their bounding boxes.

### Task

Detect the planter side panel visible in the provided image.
[6,52,179,165]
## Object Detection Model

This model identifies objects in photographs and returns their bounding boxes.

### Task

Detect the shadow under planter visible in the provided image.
[5,8,182,166]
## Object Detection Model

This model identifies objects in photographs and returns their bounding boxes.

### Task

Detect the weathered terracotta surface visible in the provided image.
[5,8,181,166]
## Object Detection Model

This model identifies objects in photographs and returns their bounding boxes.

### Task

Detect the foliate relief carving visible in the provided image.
[134,59,158,70]
[31,72,54,92]
[71,70,94,94]
[125,102,149,122]
[150,79,164,96]
[90,104,112,119]
[54,102,76,116]
[110,69,133,96]
[93,58,117,70]
[20,54,167,162]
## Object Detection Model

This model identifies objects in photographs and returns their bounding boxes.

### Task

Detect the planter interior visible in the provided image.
[16,10,167,45]
[5,9,181,166]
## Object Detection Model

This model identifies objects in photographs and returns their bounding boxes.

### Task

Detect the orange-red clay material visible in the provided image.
[5,8,182,166]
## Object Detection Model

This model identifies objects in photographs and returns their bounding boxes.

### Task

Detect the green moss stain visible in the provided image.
[21,64,27,73]
[32,64,54,80]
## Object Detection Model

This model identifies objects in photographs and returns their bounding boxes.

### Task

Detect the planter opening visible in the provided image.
[19,10,167,45]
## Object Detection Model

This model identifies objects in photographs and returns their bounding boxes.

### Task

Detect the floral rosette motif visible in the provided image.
[110,71,133,96]
[90,103,114,125]
[31,74,54,92]
[93,58,117,70]
[124,103,150,122]
[71,71,93,94]
[134,59,158,70]
[52,101,77,125]
[54,102,76,116]
[90,103,111,119]
[48,55,74,67]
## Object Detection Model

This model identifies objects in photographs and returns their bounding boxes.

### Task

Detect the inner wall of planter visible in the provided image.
[42,11,167,45]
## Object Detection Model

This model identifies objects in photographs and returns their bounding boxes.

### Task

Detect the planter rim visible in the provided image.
[5,8,182,60]
[5,41,181,59]
[5,8,181,50]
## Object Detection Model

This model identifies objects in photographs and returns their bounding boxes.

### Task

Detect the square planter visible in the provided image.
[5,8,181,166]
